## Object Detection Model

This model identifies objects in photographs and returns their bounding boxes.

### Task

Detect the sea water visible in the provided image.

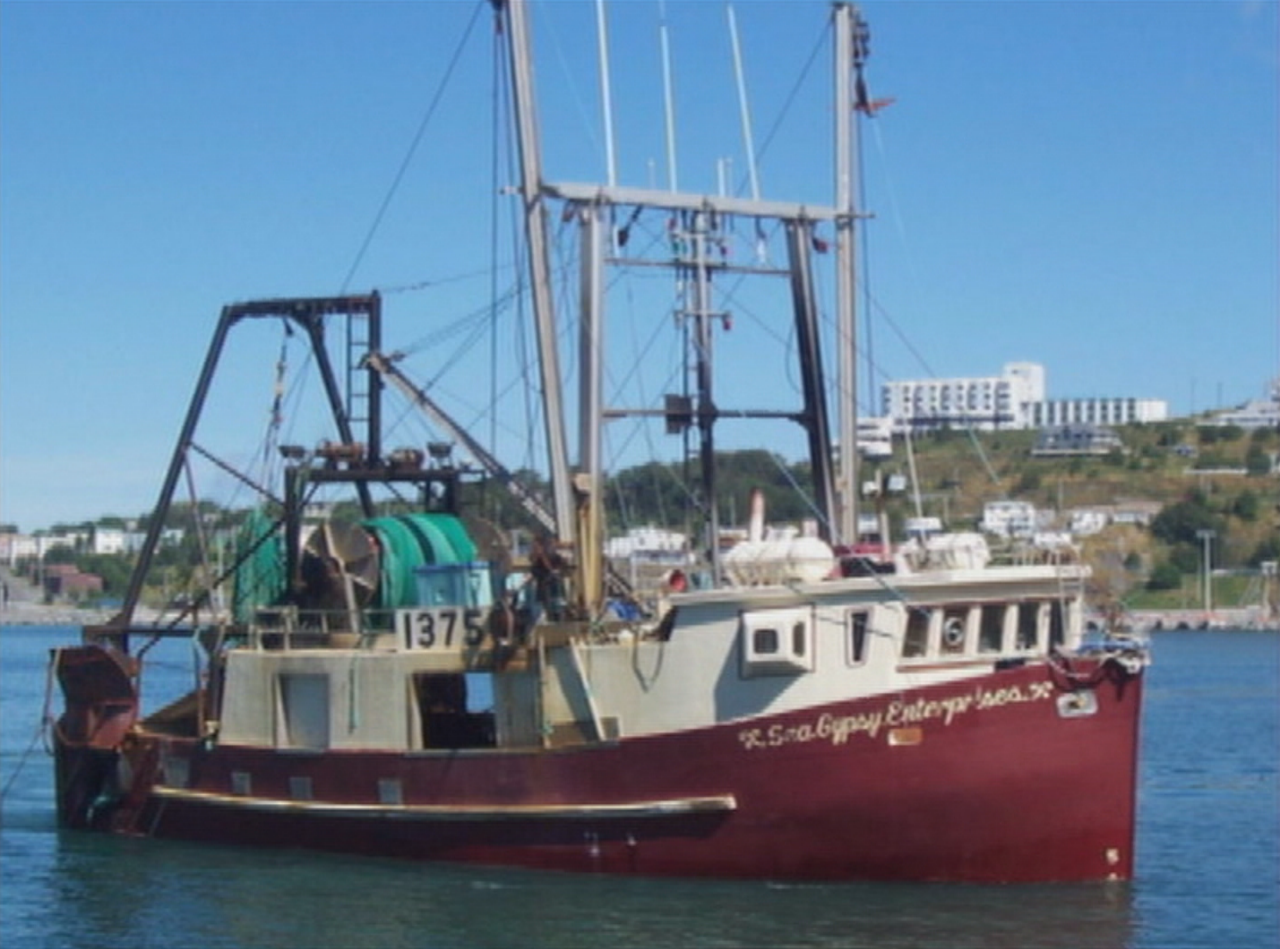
[1,626,1276,949]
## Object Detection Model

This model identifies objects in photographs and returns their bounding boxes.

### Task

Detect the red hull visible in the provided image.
[58,656,1142,882]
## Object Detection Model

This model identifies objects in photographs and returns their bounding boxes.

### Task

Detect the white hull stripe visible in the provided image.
[152,786,737,821]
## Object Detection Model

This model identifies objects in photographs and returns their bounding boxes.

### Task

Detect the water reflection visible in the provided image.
[40,833,1135,949]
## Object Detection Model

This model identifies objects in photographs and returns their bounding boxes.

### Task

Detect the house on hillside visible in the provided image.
[1031,424,1124,457]
[1201,379,1278,431]
[980,500,1039,539]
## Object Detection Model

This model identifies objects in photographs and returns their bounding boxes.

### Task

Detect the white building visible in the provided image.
[1204,380,1279,430]
[980,500,1039,539]
[1030,398,1168,428]
[882,362,1045,433]
[0,531,80,566]
[1068,510,1109,536]
[884,362,1168,433]
[92,527,129,555]
[856,417,893,459]
[605,526,692,564]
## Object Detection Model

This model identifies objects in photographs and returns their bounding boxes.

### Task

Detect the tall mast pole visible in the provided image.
[577,204,606,611]
[501,0,575,548]
[690,213,720,582]
[595,0,618,188]
[659,0,679,191]
[833,1,859,547]
[727,4,761,201]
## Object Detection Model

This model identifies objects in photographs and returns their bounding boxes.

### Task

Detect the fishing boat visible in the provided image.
[51,0,1148,882]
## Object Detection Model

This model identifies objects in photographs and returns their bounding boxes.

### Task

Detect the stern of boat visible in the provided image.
[51,643,141,830]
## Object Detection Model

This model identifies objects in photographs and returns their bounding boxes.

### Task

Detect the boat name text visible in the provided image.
[736,682,1056,751]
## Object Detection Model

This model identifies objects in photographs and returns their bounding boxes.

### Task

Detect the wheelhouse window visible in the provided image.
[1016,602,1042,650]
[979,604,1006,653]
[1049,600,1067,648]
[847,610,870,666]
[902,608,930,658]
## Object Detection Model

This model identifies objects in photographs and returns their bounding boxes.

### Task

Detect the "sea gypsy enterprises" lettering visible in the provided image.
[736,681,1056,751]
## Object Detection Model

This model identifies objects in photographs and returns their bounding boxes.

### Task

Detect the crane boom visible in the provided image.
[363,352,557,535]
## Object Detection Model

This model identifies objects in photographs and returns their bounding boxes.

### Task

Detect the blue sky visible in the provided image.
[1,0,1276,532]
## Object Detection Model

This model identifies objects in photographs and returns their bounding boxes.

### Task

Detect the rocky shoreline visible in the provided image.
[0,566,161,628]
[0,601,122,628]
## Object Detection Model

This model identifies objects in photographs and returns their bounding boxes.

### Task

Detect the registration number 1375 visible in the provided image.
[399,608,488,650]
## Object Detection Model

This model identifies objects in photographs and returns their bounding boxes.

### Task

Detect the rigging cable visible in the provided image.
[489,9,506,500]
[338,0,487,294]
[864,121,1001,491]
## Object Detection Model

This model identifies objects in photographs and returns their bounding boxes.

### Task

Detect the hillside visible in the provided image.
[856,420,1278,610]
[8,420,1276,618]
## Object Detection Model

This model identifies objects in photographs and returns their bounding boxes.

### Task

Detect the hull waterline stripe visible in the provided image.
[151,786,737,821]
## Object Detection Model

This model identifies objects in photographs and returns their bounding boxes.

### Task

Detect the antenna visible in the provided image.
[595,0,617,188]
[659,0,678,191]
[726,4,761,201]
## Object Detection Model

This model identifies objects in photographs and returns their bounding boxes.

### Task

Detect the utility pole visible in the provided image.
[1196,529,1215,616]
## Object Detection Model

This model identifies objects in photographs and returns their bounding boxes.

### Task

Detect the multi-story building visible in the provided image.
[881,362,1045,433]
[883,362,1167,433]
[1030,398,1167,428]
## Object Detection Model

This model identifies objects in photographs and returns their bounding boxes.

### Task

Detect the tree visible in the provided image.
[1169,544,1201,575]
[1151,496,1224,547]
[78,553,134,594]
[1245,445,1272,476]
[1198,426,1242,445]
[1146,560,1183,591]
[1013,469,1041,495]
[1250,534,1280,567]
[1232,491,1260,522]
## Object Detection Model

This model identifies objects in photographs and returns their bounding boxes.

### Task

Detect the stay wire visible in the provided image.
[339,0,487,294]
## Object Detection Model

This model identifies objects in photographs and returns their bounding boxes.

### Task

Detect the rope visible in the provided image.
[0,725,47,804]
[0,647,61,804]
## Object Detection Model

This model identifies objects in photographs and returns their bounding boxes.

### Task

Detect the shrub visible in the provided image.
[1147,561,1183,591]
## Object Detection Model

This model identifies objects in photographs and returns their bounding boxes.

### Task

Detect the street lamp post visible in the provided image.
[1196,529,1216,616]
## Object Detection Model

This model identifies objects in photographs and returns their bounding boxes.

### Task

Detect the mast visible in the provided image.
[690,212,721,581]
[787,221,836,540]
[727,4,761,201]
[500,0,576,550]
[658,0,679,191]
[595,0,618,189]
[833,1,860,547]
[577,204,606,610]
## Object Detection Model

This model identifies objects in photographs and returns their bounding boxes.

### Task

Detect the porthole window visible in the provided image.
[941,609,968,654]
[753,627,779,655]
[741,608,814,676]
